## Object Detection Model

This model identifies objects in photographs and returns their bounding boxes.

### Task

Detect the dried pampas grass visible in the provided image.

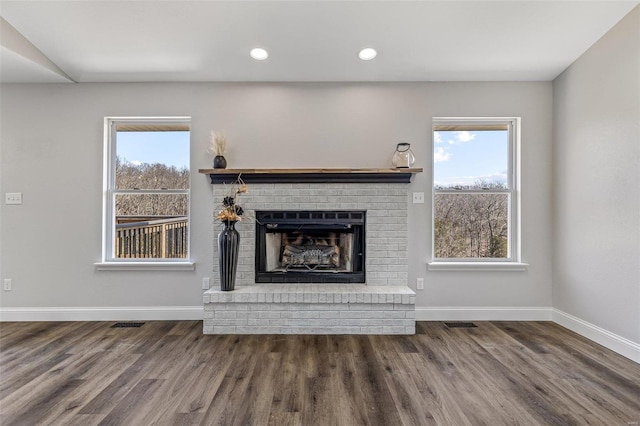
[209,131,227,156]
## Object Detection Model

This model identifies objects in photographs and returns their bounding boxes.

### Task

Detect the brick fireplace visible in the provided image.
[200,169,420,334]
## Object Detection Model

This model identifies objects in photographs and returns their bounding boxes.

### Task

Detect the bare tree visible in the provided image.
[434,181,508,258]
[115,157,189,218]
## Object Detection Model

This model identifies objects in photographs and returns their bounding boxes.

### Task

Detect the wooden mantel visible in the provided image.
[198,168,423,184]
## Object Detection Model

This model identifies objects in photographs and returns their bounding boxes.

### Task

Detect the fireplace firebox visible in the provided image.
[255,210,366,283]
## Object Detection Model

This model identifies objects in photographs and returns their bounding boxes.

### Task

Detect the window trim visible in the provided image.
[98,116,193,268]
[429,117,524,269]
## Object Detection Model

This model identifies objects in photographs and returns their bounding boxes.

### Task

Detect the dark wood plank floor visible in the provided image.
[1,321,638,425]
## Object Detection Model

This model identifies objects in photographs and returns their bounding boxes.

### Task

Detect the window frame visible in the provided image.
[429,117,526,270]
[97,116,194,270]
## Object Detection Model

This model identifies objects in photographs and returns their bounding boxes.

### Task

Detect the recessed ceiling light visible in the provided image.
[250,48,269,61]
[358,48,377,61]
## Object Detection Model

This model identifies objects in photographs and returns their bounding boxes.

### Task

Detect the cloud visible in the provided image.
[130,160,142,166]
[444,131,477,145]
[456,131,476,142]
[434,147,451,163]
[482,172,508,185]
[434,132,443,144]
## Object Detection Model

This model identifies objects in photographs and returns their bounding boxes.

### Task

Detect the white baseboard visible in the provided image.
[2,305,637,364]
[415,306,553,321]
[552,308,640,364]
[414,306,638,364]
[0,306,203,322]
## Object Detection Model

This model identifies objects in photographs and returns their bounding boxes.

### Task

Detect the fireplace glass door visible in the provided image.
[255,211,365,283]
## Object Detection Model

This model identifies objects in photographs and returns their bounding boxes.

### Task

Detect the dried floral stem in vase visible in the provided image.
[209,131,227,156]
[216,175,248,222]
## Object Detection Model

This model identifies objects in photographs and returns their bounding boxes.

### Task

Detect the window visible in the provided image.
[430,118,523,269]
[99,117,192,268]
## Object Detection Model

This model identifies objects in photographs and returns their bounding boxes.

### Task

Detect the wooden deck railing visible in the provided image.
[115,216,188,258]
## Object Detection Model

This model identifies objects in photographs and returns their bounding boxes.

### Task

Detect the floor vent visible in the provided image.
[111,322,145,328]
[444,322,477,328]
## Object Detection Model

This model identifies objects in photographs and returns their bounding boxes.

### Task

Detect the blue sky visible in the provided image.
[433,130,508,188]
[115,129,506,183]
[117,131,190,169]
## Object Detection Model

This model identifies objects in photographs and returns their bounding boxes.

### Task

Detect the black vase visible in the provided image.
[218,220,240,291]
[213,155,227,169]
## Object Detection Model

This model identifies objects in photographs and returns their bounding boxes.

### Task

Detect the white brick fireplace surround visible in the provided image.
[203,174,418,335]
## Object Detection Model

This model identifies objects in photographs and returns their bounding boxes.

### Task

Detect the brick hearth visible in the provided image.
[203,284,415,334]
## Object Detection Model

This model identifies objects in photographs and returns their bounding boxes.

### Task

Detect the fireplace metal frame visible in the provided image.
[255,210,366,283]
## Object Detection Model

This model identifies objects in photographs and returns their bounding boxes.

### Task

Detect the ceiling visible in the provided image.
[0,1,637,83]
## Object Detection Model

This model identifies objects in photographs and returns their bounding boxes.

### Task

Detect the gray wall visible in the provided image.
[0,82,553,311]
[553,6,640,343]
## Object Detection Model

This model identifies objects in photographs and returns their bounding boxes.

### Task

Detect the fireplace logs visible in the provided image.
[282,244,340,269]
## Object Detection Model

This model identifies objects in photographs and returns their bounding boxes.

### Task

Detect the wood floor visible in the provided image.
[0,321,638,426]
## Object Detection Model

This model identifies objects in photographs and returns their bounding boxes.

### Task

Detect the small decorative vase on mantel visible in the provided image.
[213,155,227,169]
[392,142,416,168]
[209,131,228,169]
[218,220,240,291]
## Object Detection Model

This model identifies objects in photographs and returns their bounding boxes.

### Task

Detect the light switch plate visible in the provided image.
[5,193,22,205]
[412,192,425,204]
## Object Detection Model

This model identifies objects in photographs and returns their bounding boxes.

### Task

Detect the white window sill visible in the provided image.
[95,262,195,271]
[427,262,528,272]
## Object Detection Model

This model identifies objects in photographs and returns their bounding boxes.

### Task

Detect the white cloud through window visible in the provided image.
[446,131,477,145]
[434,146,451,163]
[456,131,476,142]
